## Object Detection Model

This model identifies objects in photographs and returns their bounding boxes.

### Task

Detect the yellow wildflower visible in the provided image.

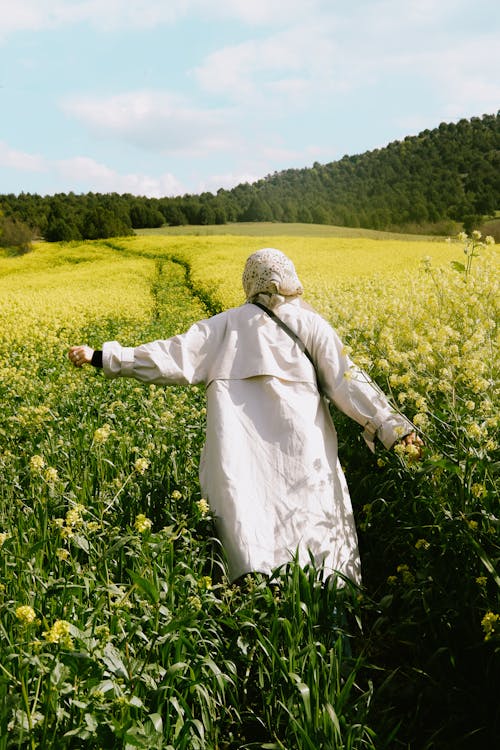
[44,467,59,484]
[466,423,483,440]
[134,513,152,533]
[15,605,36,624]
[471,483,487,499]
[188,595,202,610]
[66,504,85,527]
[198,576,212,591]
[415,538,430,551]
[56,548,70,561]
[397,564,415,586]
[30,454,45,472]
[196,498,210,517]
[134,457,150,475]
[93,423,112,445]
[481,612,499,641]
[43,619,73,648]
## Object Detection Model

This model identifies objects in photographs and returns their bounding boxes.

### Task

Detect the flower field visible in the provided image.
[0,233,498,748]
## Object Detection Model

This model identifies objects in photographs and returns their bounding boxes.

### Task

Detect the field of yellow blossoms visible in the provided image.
[0,231,498,749]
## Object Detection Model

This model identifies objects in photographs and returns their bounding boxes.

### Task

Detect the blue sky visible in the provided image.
[1,0,499,197]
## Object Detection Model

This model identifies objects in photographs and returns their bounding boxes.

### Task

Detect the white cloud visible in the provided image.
[0,141,184,196]
[62,91,240,155]
[194,23,341,105]
[0,141,46,172]
[0,0,326,35]
[203,0,327,26]
[56,155,184,196]
[0,0,182,35]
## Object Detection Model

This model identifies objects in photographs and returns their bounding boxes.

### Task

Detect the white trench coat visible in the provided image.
[102,299,413,583]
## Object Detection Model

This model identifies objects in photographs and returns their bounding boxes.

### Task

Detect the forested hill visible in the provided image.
[1,112,499,244]
[241,112,499,232]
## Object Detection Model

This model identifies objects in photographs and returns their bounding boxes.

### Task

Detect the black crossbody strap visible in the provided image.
[252,301,319,377]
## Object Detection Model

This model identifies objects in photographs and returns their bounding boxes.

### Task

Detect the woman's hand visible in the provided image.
[68,345,94,368]
[400,432,424,459]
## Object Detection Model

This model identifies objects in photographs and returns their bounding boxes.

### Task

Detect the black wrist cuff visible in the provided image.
[91,350,103,368]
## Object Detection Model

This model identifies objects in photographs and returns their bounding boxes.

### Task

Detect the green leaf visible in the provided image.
[102,643,129,678]
[450,261,466,273]
[148,713,163,733]
[127,568,159,604]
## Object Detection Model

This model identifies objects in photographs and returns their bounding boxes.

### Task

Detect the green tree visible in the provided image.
[0,212,34,254]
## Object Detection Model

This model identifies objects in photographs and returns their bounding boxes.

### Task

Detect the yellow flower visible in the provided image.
[134,457,150,475]
[481,611,499,641]
[476,576,487,588]
[43,619,73,648]
[387,575,398,585]
[15,605,36,624]
[56,548,70,561]
[471,483,487,499]
[397,564,415,586]
[30,454,45,472]
[93,423,112,445]
[196,498,210,517]
[171,490,182,500]
[466,423,483,440]
[412,412,429,429]
[134,513,152,533]
[44,467,59,484]
[66,504,85,527]
[405,443,422,460]
[188,595,202,610]
[467,520,478,531]
[415,538,430,551]
[198,576,212,591]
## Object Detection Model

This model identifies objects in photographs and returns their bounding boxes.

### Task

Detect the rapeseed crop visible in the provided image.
[0,233,498,749]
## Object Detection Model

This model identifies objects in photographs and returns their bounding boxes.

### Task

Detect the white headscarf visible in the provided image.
[242,248,303,304]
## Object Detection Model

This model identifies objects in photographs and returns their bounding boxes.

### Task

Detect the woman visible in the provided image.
[69,248,419,585]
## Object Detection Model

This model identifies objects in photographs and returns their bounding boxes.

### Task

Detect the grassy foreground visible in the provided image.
[0,233,498,748]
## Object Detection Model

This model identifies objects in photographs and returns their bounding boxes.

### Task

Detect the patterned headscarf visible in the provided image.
[242,248,303,301]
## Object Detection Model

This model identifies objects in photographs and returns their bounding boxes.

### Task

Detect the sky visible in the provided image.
[0,0,499,198]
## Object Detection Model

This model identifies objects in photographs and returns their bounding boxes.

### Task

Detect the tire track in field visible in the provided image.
[102,239,223,318]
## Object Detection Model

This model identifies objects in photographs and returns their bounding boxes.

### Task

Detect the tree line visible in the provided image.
[1,112,498,250]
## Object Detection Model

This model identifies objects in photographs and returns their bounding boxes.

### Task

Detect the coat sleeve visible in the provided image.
[310,317,414,451]
[101,316,221,386]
